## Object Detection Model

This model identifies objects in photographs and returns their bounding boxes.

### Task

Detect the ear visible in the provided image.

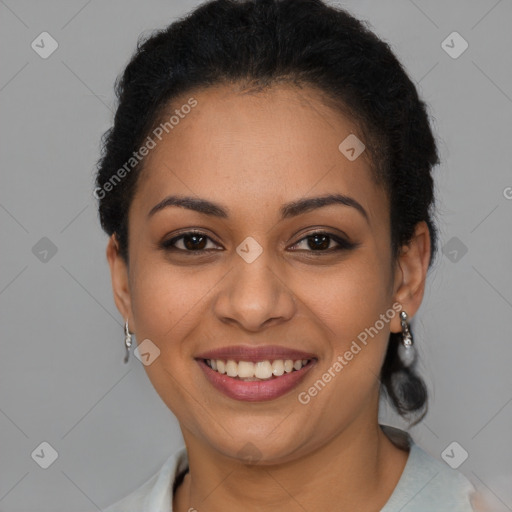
[390,221,431,334]
[106,234,134,329]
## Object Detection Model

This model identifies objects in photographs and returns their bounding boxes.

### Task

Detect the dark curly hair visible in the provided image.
[95,0,440,424]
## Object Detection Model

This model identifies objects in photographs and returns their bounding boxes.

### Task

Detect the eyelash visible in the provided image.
[160,230,357,255]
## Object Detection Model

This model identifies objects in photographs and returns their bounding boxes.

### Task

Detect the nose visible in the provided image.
[213,250,297,332]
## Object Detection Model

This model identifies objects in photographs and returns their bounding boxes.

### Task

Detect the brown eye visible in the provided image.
[290,231,357,253]
[161,231,221,252]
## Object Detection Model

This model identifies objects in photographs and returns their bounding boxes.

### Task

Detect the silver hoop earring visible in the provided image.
[398,311,416,367]
[123,319,132,364]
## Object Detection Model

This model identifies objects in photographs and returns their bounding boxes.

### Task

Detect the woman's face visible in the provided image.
[108,83,425,463]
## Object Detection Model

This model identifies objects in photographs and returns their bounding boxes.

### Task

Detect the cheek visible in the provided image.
[299,256,393,391]
[296,267,393,419]
[128,258,222,355]
[299,255,392,332]
[127,260,210,422]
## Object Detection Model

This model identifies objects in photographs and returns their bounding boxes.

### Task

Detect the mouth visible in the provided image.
[195,345,317,402]
[203,358,313,381]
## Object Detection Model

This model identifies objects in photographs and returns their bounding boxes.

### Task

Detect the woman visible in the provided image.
[96,0,478,510]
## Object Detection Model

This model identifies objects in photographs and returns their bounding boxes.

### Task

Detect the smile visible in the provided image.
[197,357,316,402]
[204,358,312,380]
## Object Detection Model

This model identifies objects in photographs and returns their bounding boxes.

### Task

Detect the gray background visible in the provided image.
[0,0,511,510]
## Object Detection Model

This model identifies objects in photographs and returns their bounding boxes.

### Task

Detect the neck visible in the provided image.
[174,419,409,512]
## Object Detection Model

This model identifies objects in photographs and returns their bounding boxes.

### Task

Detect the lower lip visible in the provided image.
[196,359,316,402]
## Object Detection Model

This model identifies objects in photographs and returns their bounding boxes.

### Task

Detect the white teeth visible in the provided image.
[237,361,255,378]
[254,361,273,379]
[226,360,238,377]
[272,360,284,376]
[216,360,226,374]
[205,358,311,379]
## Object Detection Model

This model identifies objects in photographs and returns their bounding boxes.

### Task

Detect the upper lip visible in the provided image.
[195,345,317,362]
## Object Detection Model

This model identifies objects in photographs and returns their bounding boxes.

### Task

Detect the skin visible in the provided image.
[106,83,431,512]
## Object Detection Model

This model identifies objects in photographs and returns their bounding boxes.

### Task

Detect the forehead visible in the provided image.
[131,83,387,225]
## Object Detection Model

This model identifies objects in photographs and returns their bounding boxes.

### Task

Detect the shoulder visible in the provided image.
[103,446,189,512]
[381,436,476,512]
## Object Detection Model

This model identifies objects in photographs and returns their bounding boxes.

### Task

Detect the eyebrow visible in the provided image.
[148,193,369,223]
